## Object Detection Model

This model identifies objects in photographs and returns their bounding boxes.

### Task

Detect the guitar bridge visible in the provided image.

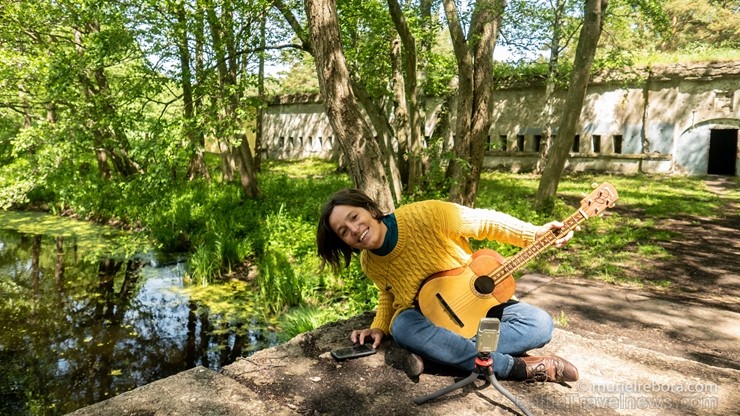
[435,293,465,329]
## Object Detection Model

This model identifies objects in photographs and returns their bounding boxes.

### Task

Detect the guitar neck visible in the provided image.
[491,209,588,284]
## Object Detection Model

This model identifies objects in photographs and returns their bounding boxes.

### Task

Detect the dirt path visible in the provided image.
[517,176,740,371]
[627,177,739,368]
[647,177,740,310]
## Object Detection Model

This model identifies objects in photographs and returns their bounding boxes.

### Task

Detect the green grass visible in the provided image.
[552,310,569,327]
[261,158,341,178]
[277,306,342,342]
[636,48,740,66]
[476,172,737,287]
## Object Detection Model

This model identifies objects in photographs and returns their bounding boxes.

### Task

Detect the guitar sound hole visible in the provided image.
[474,275,495,295]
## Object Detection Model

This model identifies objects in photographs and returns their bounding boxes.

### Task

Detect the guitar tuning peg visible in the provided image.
[591,182,599,189]
[581,192,587,198]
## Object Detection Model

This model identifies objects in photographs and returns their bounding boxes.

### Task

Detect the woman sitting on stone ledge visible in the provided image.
[316,188,579,383]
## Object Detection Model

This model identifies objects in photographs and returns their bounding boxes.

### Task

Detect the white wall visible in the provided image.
[258,62,740,176]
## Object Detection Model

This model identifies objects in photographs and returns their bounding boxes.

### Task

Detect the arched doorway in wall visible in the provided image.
[675,119,739,176]
[708,128,738,176]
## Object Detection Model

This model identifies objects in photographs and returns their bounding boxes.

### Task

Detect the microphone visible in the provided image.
[476,318,500,354]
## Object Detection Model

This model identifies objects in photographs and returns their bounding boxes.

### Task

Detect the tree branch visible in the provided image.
[272,0,313,53]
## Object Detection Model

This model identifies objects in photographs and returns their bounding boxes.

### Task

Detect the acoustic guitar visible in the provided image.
[417,182,619,338]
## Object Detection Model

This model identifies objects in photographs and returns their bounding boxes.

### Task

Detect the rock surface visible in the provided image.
[68,274,740,416]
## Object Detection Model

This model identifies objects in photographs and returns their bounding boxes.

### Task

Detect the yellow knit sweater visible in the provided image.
[360,200,538,336]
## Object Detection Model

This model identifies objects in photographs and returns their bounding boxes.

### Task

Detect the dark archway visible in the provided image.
[707,129,738,176]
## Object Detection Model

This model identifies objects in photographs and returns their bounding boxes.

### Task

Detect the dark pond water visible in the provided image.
[0,226,278,415]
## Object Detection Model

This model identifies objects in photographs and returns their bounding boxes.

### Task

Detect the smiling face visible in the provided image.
[328,204,386,251]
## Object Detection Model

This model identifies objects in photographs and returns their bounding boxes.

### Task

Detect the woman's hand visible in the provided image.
[536,221,579,248]
[350,328,384,348]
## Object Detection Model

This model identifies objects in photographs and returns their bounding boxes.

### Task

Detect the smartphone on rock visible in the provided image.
[330,343,376,361]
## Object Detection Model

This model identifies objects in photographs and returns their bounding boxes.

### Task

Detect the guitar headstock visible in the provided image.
[579,182,619,218]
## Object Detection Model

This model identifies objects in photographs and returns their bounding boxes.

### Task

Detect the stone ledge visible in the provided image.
[66,366,295,416]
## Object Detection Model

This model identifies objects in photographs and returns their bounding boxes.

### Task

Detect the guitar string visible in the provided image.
[441,214,589,321]
[491,213,588,284]
[439,237,553,318]
[426,189,614,329]
[417,191,616,335]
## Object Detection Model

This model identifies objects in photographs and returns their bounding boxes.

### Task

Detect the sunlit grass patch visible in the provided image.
[277,306,341,342]
[637,48,740,66]
[552,310,569,327]
[475,173,728,288]
[636,244,670,257]
[261,158,338,178]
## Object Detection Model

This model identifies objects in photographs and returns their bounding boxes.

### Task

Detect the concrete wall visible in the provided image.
[258,62,740,176]
[262,100,339,160]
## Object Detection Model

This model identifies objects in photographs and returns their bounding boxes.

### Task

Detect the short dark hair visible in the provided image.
[316,188,384,272]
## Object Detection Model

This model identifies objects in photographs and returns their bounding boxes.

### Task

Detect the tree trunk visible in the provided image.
[205,0,259,197]
[74,21,141,178]
[236,136,261,198]
[390,36,410,186]
[18,83,32,128]
[87,21,140,177]
[193,0,210,178]
[535,0,608,210]
[535,0,565,174]
[465,0,502,206]
[387,0,423,195]
[74,29,110,179]
[222,0,260,197]
[304,0,394,212]
[443,0,473,204]
[205,5,236,181]
[444,0,504,207]
[351,78,403,205]
[174,1,210,180]
[218,140,236,181]
[255,9,267,172]
[418,0,433,133]
[641,68,652,154]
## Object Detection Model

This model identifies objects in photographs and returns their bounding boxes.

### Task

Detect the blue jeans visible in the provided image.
[391,301,554,379]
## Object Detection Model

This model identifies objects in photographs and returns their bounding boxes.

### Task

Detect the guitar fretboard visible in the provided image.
[491,209,589,284]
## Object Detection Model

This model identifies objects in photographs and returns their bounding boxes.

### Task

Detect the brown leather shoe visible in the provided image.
[521,355,579,383]
[405,352,424,378]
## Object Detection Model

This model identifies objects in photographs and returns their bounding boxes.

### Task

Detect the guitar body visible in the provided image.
[417,248,515,338]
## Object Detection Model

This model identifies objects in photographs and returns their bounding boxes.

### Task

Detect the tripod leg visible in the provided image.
[485,373,535,416]
[414,371,480,405]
